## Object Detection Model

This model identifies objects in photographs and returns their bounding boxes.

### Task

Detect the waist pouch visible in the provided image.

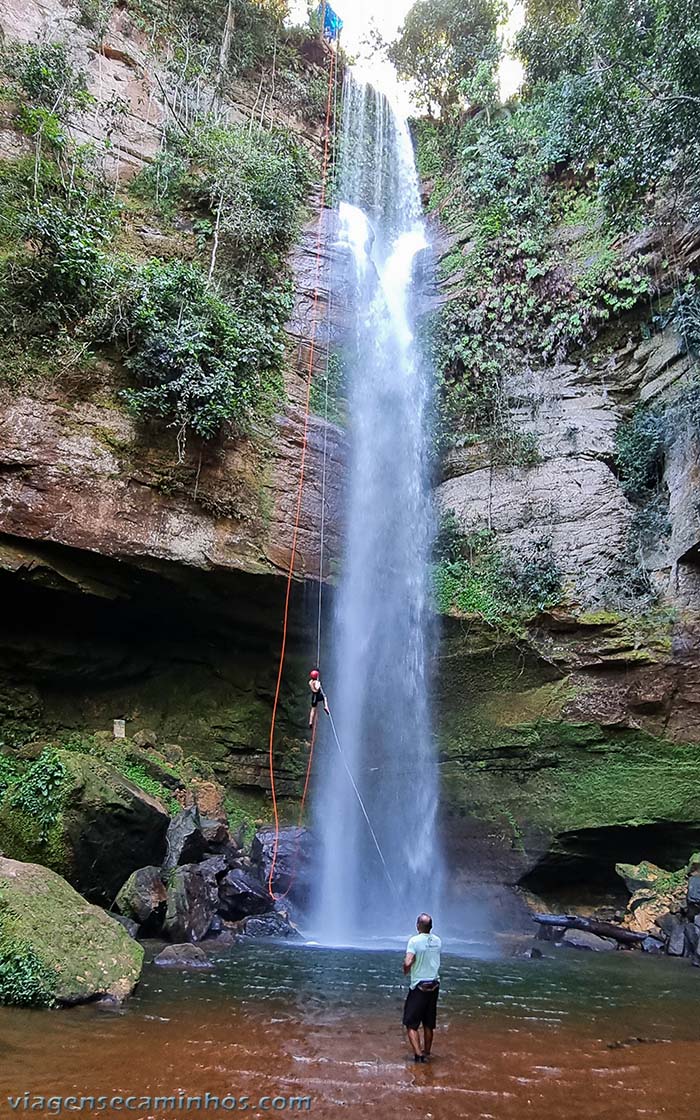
[416,980,439,992]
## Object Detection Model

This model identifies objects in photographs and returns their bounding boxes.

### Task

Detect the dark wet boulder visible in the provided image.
[112,914,140,939]
[154,944,213,969]
[0,857,143,1006]
[641,935,665,954]
[241,911,299,938]
[561,929,616,952]
[218,869,273,921]
[0,751,169,904]
[684,923,700,956]
[163,863,218,943]
[201,818,230,849]
[115,866,167,933]
[687,875,700,906]
[199,855,228,879]
[163,807,206,871]
[250,827,313,904]
[657,913,686,956]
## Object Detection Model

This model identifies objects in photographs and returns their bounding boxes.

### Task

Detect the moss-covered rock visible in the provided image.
[0,857,143,1006]
[0,750,169,903]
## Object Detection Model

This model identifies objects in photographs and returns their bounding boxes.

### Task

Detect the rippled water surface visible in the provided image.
[1,942,699,1118]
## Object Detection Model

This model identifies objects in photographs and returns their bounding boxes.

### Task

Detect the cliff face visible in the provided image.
[429,210,700,913]
[0,0,347,802]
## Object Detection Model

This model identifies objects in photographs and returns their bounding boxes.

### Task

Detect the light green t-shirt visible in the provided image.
[406,932,441,989]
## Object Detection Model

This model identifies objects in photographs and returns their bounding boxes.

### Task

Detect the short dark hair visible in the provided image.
[417,913,432,932]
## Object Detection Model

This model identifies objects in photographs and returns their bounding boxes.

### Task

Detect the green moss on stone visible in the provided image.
[0,858,143,1006]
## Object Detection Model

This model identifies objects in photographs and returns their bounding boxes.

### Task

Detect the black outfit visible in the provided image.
[402,981,440,1030]
[311,687,326,707]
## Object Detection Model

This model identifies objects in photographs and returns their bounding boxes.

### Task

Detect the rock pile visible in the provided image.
[114,808,306,944]
[534,853,700,963]
[616,855,700,962]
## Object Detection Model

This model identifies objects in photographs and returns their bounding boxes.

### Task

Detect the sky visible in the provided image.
[288,1,524,112]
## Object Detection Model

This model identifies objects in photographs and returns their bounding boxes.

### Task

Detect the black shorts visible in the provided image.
[402,983,439,1030]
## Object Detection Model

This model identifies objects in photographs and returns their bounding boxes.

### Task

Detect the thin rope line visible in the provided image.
[327,710,399,899]
[267,48,337,899]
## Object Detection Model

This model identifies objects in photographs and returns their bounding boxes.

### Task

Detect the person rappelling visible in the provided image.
[308,669,330,728]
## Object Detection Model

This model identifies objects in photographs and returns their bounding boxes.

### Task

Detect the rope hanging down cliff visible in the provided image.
[265,47,337,901]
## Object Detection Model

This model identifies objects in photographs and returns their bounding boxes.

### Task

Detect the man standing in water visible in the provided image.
[402,913,441,1062]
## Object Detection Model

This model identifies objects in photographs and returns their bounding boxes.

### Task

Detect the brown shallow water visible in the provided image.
[1,940,699,1119]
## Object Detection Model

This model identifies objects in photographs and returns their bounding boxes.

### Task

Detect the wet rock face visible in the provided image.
[250,827,313,906]
[115,866,167,932]
[218,869,274,922]
[163,808,207,872]
[434,226,700,613]
[163,863,220,944]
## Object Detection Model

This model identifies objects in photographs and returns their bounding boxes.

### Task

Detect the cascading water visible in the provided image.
[311,74,443,943]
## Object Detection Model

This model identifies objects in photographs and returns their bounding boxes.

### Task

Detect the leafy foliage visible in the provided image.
[389,0,506,117]
[515,0,700,221]
[0,41,93,149]
[7,751,67,842]
[615,407,667,501]
[183,122,314,264]
[118,263,289,439]
[409,0,696,459]
[0,755,23,798]
[432,515,562,626]
[0,914,58,1008]
[130,0,290,82]
[0,50,312,445]
[309,352,347,425]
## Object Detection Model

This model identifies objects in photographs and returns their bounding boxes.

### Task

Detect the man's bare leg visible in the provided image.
[422,1027,434,1057]
[407,1028,423,1059]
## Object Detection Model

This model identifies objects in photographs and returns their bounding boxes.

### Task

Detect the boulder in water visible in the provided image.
[561,929,617,952]
[218,869,273,921]
[0,857,143,1006]
[153,944,213,969]
[250,827,312,904]
[163,863,218,943]
[115,865,167,933]
[241,911,299,938]
[641,935,665,953]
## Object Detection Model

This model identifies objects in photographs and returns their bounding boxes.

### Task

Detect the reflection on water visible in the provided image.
[1,942,700,1118]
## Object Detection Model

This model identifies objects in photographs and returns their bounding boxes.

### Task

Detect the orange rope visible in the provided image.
[266,48,337,900]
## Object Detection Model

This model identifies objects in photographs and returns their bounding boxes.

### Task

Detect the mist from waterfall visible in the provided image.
[311,74,443,943]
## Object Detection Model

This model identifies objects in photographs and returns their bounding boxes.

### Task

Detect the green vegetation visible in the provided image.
[389,0,505,117]
[0,893,59,1008]
[7,751,67,843]
[0,34,318,449]
[398,0,699,458]
[432,511,562,627]
[309,352,348,425]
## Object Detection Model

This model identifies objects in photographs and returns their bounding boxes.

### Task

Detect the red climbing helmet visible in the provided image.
[310,669,320,679]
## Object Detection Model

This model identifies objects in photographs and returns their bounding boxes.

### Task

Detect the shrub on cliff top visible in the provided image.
[116,262,288,442]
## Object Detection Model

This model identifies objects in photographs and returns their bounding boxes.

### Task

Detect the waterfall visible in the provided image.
[311,74,443,943]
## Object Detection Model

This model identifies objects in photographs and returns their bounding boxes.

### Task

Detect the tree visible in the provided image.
[388,0,506,117]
